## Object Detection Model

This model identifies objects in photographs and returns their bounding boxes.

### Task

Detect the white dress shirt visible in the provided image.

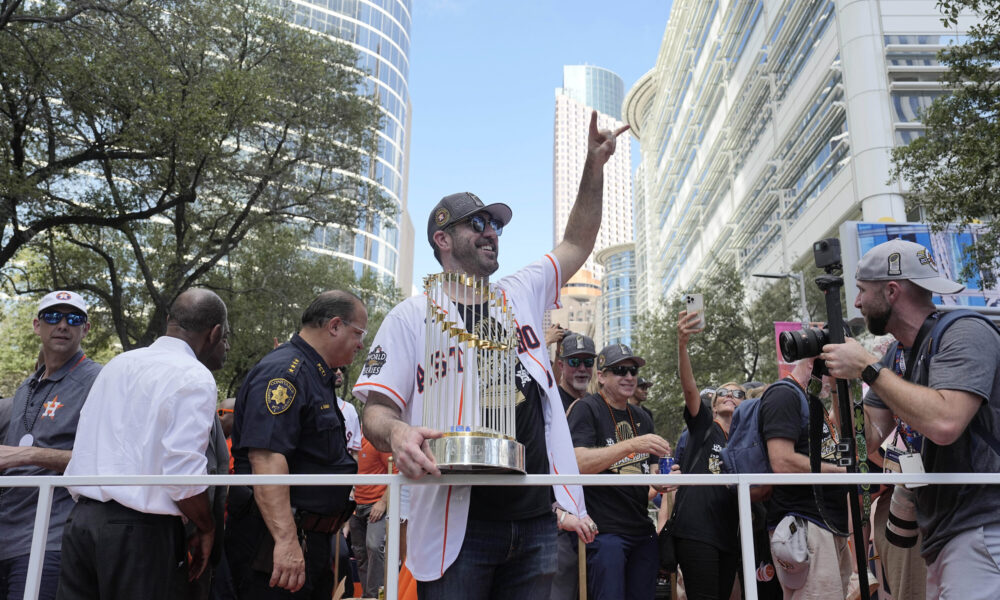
[66,336,216,515]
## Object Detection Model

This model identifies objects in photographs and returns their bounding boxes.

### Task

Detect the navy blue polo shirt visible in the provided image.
[233,334,357,515]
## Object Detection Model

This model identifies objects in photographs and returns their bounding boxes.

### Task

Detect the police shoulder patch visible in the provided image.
[265,378,297,415]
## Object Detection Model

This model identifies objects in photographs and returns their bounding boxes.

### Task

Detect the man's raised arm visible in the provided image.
[552,111,630,285]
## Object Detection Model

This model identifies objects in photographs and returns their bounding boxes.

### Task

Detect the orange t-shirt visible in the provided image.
[354,436,393,505]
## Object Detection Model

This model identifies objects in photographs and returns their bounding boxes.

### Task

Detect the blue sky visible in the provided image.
[404,1,673,291]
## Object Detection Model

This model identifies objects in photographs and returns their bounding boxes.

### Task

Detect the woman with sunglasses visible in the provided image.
[669,310,747,600]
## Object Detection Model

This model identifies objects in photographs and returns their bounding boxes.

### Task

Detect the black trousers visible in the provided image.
[56,498,187,600]
[225,506,334,600]
[675,537,739,600]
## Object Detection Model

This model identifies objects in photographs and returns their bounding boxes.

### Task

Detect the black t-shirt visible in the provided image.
[559,385,576,413]
[456,303,551,520]
[760,379,849,533]
[671,399,738,551]
[567,393,656,536]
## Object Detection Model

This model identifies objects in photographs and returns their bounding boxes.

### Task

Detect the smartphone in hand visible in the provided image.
[684,293,705,329]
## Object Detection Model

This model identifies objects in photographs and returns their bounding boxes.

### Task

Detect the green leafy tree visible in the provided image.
[891,0,1000,287]
[204,221,400,399]
[634,262,829,444]
[2,0,390,347]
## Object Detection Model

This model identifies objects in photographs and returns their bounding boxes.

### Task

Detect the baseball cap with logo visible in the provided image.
[637,377,653,388]
[37,290,89,316]
[856,239,965,295]
[560,333,596,358]
[426,192,513,250]
[770,515,809,590]
[596,343,646,370]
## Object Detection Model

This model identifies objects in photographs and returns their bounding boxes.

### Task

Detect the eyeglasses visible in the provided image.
[39,311,87,326]
[343,320,367,340]
[565,357,594,368]
[463,214,503,236]
[715,388,746,400]
[217,408,234,417]
[605,365,638,377]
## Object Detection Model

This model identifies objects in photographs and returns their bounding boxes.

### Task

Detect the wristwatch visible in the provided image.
[861,362,884,385]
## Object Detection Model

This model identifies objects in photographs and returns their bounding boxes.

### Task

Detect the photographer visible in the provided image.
[821,239,1000,599]
[760,358,852,599]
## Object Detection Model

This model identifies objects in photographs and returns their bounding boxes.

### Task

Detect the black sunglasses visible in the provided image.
[605,365,638,377]
[463,214,503,236]
[566,357,594,368]
[715,388,746,400]
[39,310,87,327]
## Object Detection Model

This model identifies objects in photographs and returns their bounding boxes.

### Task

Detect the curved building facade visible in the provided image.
[595,243,636,347]
[288,0,413,290]
[624,0,976,309]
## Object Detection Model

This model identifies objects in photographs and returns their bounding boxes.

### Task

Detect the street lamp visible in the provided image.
[753,271,810,328]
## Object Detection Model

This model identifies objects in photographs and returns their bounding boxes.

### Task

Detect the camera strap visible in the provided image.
[903,312,940,382]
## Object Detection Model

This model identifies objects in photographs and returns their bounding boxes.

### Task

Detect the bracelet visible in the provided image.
[558,510,567,527]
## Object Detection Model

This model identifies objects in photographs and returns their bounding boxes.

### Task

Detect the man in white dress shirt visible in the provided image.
[57,289,231,600]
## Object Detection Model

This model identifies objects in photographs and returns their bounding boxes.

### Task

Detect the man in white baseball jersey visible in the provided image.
[353,111,626,599]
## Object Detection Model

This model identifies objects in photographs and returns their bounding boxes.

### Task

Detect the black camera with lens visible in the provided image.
[778,326,829,362]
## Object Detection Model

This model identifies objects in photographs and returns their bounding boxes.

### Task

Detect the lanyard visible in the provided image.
[599,393,638,442]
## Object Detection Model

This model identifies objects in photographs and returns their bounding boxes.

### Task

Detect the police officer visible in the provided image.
[226,290,368,598]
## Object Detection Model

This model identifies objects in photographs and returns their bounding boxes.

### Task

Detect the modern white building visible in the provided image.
[286,0,414,292]
[551,66,633,337]
[554,65,633,280]
[624,0,976,313]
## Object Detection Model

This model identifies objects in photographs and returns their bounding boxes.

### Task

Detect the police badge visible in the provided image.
[265,378,296,415]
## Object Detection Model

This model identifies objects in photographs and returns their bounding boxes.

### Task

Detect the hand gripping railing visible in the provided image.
[6,471,1000,600]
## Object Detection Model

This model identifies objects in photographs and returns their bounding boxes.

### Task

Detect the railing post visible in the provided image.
[385,475,401,599]
[25,483,54,600]
[737,480,759,600]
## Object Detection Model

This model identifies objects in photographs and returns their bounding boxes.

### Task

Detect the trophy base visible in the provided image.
[427,433,526,474]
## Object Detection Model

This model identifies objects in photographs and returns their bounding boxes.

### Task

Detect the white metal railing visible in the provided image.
[6,471,1000,600]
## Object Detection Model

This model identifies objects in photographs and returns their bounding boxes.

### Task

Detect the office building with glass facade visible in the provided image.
[554,65,632,280]
[551,66,633,343]
[285,0,413,290]
[595,243,636,347]
[624,0,976,312]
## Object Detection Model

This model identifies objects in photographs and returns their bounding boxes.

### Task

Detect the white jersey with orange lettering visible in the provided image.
[338,397,362,453]
[353,254,586,582]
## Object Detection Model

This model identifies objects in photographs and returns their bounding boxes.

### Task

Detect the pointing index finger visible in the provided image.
[613,124,630,137]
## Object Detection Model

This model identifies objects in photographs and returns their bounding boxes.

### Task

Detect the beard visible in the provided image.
[865,302,892,336]
[453,236,499,277]
[567,374,591,395]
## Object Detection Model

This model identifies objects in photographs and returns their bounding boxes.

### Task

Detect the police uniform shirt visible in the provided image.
[232,333,357,515]
[0,350,101,560]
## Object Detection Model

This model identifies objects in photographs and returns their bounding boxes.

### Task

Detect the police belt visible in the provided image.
[294,500,355,535]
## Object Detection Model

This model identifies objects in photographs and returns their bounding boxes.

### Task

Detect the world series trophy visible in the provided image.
[422,272,525,473]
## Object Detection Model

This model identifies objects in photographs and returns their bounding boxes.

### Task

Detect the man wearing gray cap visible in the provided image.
[0,291,101,600]
[549,331,596,600]
[557,332,596,413]
[568,343,671,600]
[355,112,625,599]
[821,238,1000,598]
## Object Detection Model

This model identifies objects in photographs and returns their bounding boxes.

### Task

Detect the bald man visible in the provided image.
[60,289,231,600]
